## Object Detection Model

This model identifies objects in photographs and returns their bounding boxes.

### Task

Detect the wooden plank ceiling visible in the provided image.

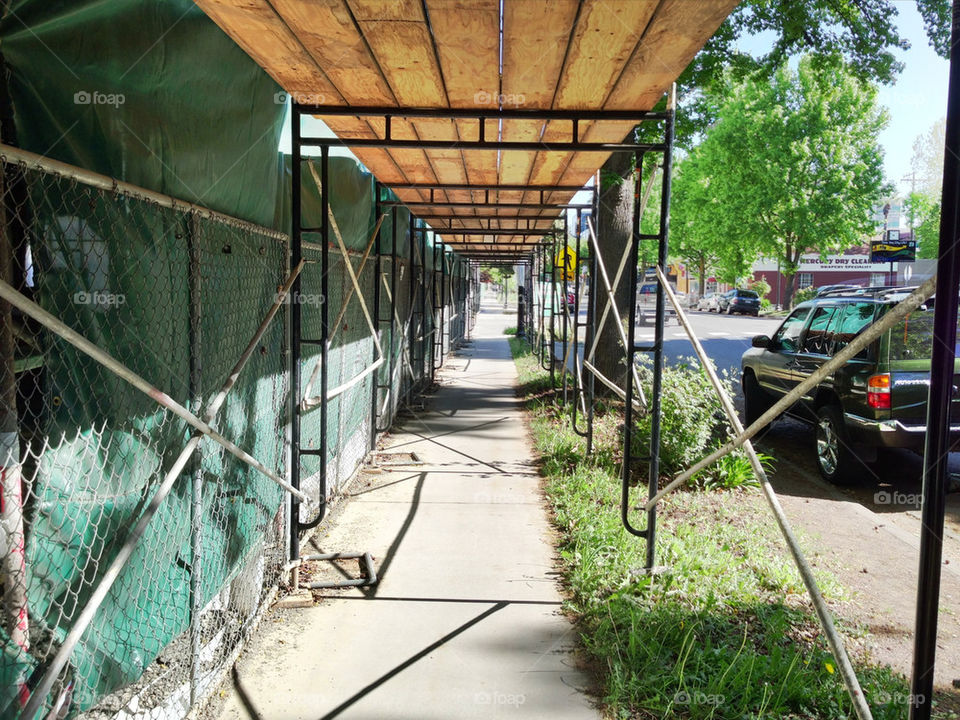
[196,0,739,255]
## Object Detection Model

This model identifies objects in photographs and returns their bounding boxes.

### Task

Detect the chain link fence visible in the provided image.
[0,151,472,719]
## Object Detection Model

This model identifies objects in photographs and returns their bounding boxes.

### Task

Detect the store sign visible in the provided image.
[870,231,916,263]
[753,255,896,273]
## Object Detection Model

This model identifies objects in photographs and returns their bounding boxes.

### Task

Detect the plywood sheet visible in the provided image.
[426,0,501,189]
[499,0,579,203]
[195,0,742,253]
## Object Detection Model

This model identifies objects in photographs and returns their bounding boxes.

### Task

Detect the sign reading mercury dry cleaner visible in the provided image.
[870,237,917,263]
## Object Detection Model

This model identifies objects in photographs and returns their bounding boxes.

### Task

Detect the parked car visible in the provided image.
[719,288,761,316]
[740,287,957,483]
[636,282,677,324]
[696,293,721,312]
[816,283,861,296]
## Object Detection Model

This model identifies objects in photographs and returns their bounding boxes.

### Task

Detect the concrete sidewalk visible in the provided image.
[209,306,597,719]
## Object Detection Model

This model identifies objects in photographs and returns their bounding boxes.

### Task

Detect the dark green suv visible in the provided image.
[740,287,958,483]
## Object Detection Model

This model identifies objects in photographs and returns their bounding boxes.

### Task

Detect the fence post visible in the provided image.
[187,213,204,708]
[0,170,28,669]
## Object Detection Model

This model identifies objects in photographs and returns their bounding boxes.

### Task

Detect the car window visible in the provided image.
[737,290,759,298]
[801,305,836,354]
[773,307,811,353]
[887,309,960,360]
[829,302,876,354]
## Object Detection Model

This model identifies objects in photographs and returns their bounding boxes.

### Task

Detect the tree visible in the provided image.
[591,151,637,389]
[905,191,941,259]
[910,116,946,199]
[903,117,945,257]
[674,58,889,308]
[671,0,949,147]
[670,146,754,290]
[590,0,947,392]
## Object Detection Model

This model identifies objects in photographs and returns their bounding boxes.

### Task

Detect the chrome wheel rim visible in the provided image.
[817,417,838,475]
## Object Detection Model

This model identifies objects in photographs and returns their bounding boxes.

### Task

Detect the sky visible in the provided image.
[874,1,949,196]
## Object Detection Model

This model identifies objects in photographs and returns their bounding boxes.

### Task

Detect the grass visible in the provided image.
[503,325,518,335]
[508,336,928,719]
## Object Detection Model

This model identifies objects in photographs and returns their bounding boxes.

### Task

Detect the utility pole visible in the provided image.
[903,170,920,234]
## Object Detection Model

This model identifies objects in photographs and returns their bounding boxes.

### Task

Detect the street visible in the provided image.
[643,308,781,374]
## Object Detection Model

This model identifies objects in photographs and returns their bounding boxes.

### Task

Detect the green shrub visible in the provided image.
[700,449,772,490]
[749,276,772,299]
[793,285,818,306]
[503,326,517,335]
[633,358,727,475]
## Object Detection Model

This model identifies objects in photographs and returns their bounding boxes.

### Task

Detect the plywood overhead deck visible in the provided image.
[196,0,739,256]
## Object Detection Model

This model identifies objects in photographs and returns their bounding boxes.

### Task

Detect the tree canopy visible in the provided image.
[670,57,890,305]
[669,0,950,146]
[902,116,946,258]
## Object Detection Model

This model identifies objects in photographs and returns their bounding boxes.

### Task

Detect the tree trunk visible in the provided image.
[782,243,802,309]
[698,256,706,300]
[783,273,797,308]
[593,148,636,394]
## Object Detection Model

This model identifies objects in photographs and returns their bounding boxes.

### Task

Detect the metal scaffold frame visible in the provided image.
[288,55,960,715]
[288,105,487,576]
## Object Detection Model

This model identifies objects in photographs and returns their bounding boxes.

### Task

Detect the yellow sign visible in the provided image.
[554,247,577,281]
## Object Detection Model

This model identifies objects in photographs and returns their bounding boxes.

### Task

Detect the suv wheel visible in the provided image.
[727,304,734,315]
[742,372,771,431]
[815,405,854,484]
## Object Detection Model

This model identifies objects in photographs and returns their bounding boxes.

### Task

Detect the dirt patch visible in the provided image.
[763,426,960,708]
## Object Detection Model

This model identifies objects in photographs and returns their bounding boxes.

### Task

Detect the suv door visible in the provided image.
[823,301,879,418]
[755,306,812,400]
[793,304,838,420]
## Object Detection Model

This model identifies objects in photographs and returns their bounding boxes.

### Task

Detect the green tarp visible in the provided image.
[1,0,285,228]
[0,1,443,714]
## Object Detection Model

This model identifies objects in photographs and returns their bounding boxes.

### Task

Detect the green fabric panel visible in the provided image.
[16,170,287,712]
[0,0,286,228]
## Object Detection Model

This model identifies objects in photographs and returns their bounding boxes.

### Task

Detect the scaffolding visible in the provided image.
[3,3,960,711]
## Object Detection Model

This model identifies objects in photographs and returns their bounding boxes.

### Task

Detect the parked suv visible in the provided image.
[740,287,959,483]
[636,282,678,324]
[719,288,761,316]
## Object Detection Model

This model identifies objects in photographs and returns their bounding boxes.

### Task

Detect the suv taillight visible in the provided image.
[867,373,891,409]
